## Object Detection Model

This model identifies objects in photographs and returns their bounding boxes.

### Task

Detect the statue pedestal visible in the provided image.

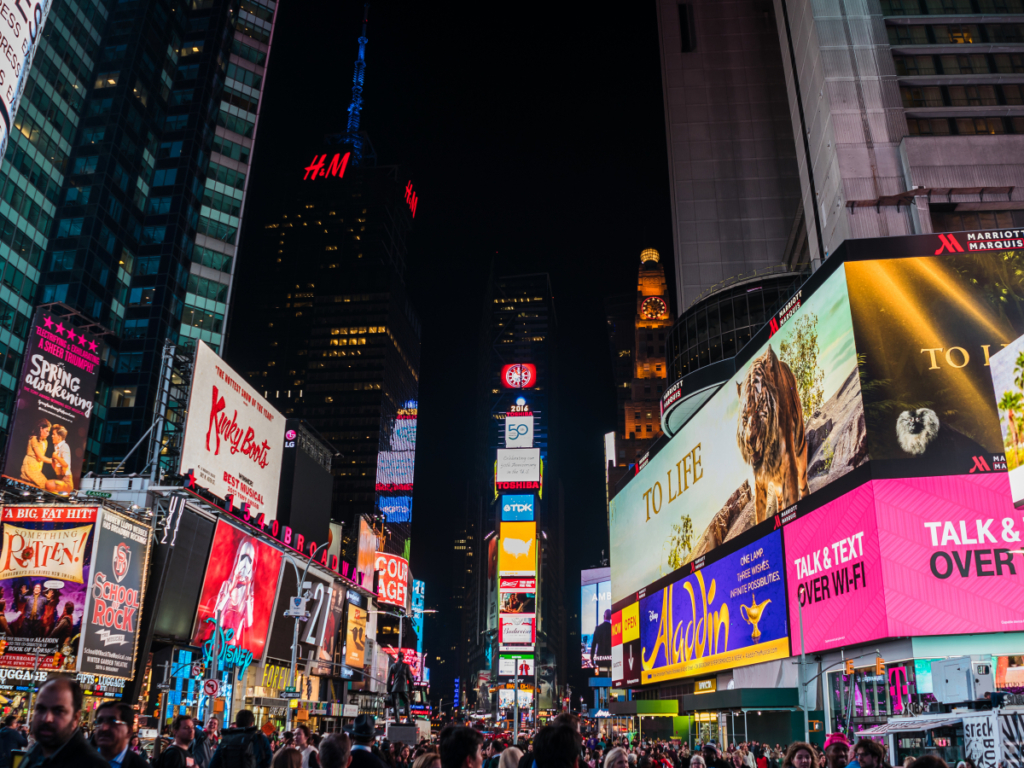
[386,724,418,744]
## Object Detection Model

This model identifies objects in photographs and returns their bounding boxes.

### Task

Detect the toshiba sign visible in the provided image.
[375,551,409,608]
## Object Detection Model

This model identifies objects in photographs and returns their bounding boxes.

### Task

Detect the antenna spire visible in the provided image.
[346,3,370,165]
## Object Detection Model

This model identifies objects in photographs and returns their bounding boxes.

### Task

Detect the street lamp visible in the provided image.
[284,540,331,732]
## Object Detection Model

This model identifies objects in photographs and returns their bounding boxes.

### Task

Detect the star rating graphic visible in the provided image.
[42,315,96,350]
[54,322,65,337]
[43,316,53,329]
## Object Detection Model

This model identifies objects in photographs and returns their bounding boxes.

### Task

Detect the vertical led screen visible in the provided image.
[411,579,425,653]
[581,568,611,670]
[499,521,536,651]
[498,522,536,575]
[2,309,103,492]
[191,520,283,664]
[610,267,863,603]
[180,341,284,518]
[375,401,417,523]
[0,506,99,671]
[355,517,377,589]
[79,510,152,678]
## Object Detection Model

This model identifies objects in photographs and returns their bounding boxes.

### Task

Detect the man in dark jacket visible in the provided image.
[0,715,26,767]
[348,715,387,768]
[387,658,415,723]
[95,700,149,768]
[208,709,271,768]
[19,677,107,768]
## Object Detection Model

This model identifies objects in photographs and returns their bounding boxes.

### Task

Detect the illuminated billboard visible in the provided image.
[498,522,536,575]
[180,341,284,518]
[375,402,417,525]
[191,520,283,666]
[0,506,99,671]
[501,495,535,521]
[581,568,611,670]
[640,529,788,683]
[2,309,104,492]
[501,364,537,389]
[505,415,534,448]
[499,614,536,645]
[499,654,535,677]
[375,551,409,608]
[497,449,540,484]
[611,232,1024,681]
[610,267,862,603]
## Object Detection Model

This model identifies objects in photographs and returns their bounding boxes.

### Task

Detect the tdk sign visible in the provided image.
[501,494,535,521]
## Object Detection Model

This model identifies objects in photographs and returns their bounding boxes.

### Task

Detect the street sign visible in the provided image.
[85,490,113,499]
[284,596,309,618]
[191,662,205,677]
[203,679,220,697]
[282,692,302,699]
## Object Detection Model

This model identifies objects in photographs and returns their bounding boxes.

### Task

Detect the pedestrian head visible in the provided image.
[501,747,524,768]
[535,725,583,768]
[439,726,484,768]
[236,709,256,728]
[171,714,194,747]
[30,676,83,755]
[94,700,133,759]
[605,747,629,768]
[690,756,706,768]
[783,743,816,768]
[413,752,441,768]
[296,725,311,748]
[321,733,354,768]
[274,747,304,768]
[853,740,883,768]
[909,758,950,768]
[823,734,849,768]
[3,715,15,727]
[553,714,581,732]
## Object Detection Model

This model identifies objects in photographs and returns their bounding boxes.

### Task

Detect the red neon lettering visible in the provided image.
[326,152,350,179]
[304,154,326,180]
[283,526,292,546]
[296,533,305,553]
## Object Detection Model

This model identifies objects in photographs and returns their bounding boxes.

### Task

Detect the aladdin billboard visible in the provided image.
[611,230,1024,685]
[180,341,284,518]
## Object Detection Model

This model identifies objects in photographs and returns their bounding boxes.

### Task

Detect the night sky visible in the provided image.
[230,1,674,699]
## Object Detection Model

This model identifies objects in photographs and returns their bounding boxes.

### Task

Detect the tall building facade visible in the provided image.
[655,0,805,311]
[777,0,1024,263]
[244,155,420,556]
[456,269,566,719]
[0,0,276,472]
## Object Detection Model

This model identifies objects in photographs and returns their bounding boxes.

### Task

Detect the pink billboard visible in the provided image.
[783,474,1024,654]
[784,483,886,653]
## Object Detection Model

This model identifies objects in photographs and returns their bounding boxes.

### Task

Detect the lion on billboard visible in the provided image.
[736,346,809,523]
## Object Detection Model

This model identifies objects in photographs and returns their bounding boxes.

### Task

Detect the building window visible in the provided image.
[94,71,118,89]
[129,287,155,306]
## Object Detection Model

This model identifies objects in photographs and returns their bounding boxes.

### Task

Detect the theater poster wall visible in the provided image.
[2,309,103,492]
[0,506,99,671]
[180,341,284,518]
[79,510,152,678]
[191,520,283,664]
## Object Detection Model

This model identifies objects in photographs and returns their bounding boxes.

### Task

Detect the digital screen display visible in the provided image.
[501,495,535,521]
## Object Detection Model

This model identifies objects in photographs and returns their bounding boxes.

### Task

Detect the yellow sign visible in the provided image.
[345,605,367,668]
[621,602,639,643]
[0,524,93,582]
[694,678,716,694]
[297,709,309,720]
[498,521,536,574]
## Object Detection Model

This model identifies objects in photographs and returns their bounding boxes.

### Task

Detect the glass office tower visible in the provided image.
[0,0,276,472]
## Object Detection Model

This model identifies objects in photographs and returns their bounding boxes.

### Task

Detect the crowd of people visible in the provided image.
[0,678,985,768]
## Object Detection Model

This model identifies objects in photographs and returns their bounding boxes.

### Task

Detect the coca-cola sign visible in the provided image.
[180,341,284,519]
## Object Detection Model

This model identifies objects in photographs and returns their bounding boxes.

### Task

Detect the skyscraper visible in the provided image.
[0,0,277,472]
[457,268,565,716]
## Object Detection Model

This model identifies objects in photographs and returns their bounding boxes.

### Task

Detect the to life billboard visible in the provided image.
[3,309,103,492]
[345,603,367,668]
[191,519,283,665]
[79,510,152,678]
[180,341,284,518]
[0,506,99,671]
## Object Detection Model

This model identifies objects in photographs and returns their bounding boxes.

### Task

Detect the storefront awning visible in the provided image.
[607,700,679,716]
[857,717,962,735]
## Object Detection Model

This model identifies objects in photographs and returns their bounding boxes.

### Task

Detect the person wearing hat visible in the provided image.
[822,735,850,768]
[348,715,387,768]
[702,744,728,768]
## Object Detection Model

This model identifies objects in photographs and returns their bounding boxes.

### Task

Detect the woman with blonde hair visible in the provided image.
[605,748,629,768]
[500,747,523,768]
[20,419,51,488]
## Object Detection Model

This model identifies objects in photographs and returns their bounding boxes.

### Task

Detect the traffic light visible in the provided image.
[875,657,885,676]
[844,659,854,675]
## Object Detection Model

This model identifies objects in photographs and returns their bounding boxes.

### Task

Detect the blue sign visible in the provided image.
[454,676,460,707]
[639,529,789,684]
[412,579,425,653]
[501,494,535,521]
[202,617,254,676]
[380,495,413,523]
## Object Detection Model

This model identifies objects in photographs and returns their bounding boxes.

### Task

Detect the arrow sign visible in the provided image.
[628,646,634,671]
[203,679,220,697]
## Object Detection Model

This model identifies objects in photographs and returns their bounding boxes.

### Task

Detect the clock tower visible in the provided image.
[624,249,673,458]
